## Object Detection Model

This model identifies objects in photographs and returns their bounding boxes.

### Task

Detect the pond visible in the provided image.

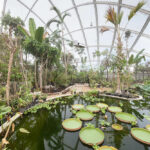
[7,96,150,150]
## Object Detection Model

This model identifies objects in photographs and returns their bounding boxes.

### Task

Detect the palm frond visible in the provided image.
[128,1,145,20]
[62,12,70,21]
[46,19,61,27]
[117,11,123,24]
[51,6,62,21]
[105,7,117,25]
[17,25,30,38]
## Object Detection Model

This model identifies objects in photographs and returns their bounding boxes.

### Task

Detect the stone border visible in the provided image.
[99,94,143,101]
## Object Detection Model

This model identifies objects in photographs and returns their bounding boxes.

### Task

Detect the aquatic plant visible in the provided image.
[112,124,123,131]
[24,103,51,114]
[131,128,150,145]
[62,118,82,131]
[99,119,111,127]
[79,126,104,146]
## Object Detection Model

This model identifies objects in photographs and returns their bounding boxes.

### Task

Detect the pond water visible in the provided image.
[7,96,150,150]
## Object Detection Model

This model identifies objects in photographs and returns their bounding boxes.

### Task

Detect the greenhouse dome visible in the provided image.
[0,0,150,150]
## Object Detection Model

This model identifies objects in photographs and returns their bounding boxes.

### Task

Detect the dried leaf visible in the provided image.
[19,128,30,134]
[2,138,9,145]
[12,123,15,132]
[100,26,110,33]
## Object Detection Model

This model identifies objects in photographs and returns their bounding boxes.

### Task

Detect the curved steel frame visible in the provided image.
[2,0,150,60]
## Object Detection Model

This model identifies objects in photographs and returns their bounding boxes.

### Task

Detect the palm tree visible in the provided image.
[46,6,70,82]
[2,13,24,105]
[105,1,145,93]
[18,18,48,91]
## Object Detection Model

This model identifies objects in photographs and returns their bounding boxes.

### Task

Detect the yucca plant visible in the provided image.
[105,1,145,93]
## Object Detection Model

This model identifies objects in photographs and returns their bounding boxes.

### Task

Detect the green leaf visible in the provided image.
[17,25,30,38]
[0,106,11,117]
[128,1,145,20]
[19,128,30,134]
[29,18,36,38]
[35,27,44,42]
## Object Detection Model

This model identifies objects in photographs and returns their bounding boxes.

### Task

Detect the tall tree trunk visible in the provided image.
[34,59,38,89]
[39,60,43,92]
[116,27,122,94]
[6,51,14,105]
[20,50,28,87]
[61,24,67,82]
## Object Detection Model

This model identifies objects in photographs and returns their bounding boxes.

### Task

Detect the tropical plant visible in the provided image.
[1,13,24,105]
[47,6,70,82]
[105,1,145,93]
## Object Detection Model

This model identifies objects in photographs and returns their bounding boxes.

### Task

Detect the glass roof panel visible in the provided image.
[20,0,35,8]
[100,30,114,46]
[75,0,92,5]
[5,0,28,19]
[78,5,96,28]
[134,37,150,53]
[63,9,81,33]
[120,8,148,31]
[84,28,97,46]
[32,0,53,23]
[70,30,85,45]
[144,22,150,34]
[123,0,150,11]
[52,0,73,12]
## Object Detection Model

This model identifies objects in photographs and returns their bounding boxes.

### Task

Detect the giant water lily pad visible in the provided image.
[98,145,118,150]
[146,125,150,131]
[115,112,136,123]
[112,124,123,131]
[76,110,94,121]
[86,105,100,113]
[108,106,122,113]
[131,128,150,145]
[96,103,108,109]
[79,126,104,146]
[72,104,84,111]
[62,118,82,131]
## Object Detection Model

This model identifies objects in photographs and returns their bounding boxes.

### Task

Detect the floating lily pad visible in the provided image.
[76,110,94,121]
[72,104,84,111]
[86,105,100,113]
[115,112,136,123]
[79,126,104,146]
[131,128,150,145]
[98,145,118,150]
[108,106,122,113]
[62,118,82,131]
[96,103,108,109]
[112,124,123,131]
[146,125,150,131]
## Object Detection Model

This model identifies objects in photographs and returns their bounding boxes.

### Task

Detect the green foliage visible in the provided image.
[99,119,111,127]
[85,123,95,128]
[24,103,51,114]
[29,18,36,38]
[101,107,106,114]
[2,12,24,35]
[0,105,11,117]
[35,27,44,43]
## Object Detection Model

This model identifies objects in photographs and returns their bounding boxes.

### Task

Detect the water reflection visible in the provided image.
[7,96,150,150]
